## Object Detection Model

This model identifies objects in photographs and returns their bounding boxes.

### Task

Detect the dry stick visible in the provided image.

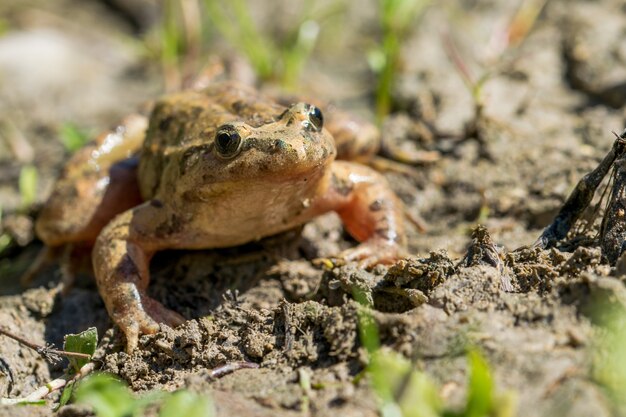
[0,361,96,405]
[0,327,91,363]
[208,361,259,379]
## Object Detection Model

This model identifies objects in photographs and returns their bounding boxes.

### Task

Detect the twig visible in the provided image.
[0,361,96,405]
[0,327,91,363]
[208,361,259,379]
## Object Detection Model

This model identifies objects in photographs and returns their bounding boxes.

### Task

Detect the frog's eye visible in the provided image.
[307,106,324,131]
[214,127,242,159]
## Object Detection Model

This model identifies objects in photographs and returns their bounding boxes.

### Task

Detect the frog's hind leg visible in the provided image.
[36,115,147,247]
[325,109,381,162]
[30,115,148,287]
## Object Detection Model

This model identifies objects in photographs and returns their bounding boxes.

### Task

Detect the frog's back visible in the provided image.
[138,82,286,199]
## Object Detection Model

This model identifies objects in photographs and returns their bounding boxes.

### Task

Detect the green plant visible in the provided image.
[592,303,626,411]
[54,326,214,416]
[0,232,9,253]
[444,0,548,115]
[368,0,431,121]
[1,327,98,407]
[58,122,91,153]
[74,374,215,417]
[159,0,205,91]
[365,345,516,417]
[355,294,516,417]
[203,0,340,89]
[57,328,100,409]
[0,206,10,253]
[18,164,38,210]
[0,18,9,36]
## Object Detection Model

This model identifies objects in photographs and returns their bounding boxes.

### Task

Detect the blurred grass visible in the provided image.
[58,123,91,153]
[149,0,342,91]
[0,206,9,253]
[356,289,516,417]
[203,0,274,81]
[444,0,548,108]
[0,18,8,37]
[160,0,203,91]
[18,164,38,210]
[368,0,431,121]
[145,0,434,108]
[366,345,517,417]
[74,373,215,417]
[591,302,626,412]
[203,0,342,90]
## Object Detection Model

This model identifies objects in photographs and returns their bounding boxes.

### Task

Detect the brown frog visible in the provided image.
[36,82,406,351]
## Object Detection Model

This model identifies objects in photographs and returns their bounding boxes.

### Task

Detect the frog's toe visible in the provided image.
[121,321,141,353]
[116,314,157,353]
[114,296,185,352]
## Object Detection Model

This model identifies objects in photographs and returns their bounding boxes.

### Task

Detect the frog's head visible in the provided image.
[201,102,336,182]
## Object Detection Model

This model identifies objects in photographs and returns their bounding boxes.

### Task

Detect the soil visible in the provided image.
[1,0,626,416]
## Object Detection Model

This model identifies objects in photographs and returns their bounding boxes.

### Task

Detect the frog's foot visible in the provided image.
[338,239,406,268]
[111,288,186,353]
[313,161,407,268]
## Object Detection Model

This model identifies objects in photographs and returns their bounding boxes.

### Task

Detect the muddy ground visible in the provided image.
[1,0,626,416]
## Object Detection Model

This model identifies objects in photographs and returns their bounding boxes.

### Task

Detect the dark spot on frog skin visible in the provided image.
[114,253,140,279]
[322,146,330,160]
[190,106,205,119]
[232,100,245,113]
[369,200,383,211]
[180,144,212,174]
[331,173,353,196]
[159,116,174,132]
[244,138,290,155]
[276,108,290,121]
[257,160,271,173]
[174,124,187,144]
[150,199,164,208]
[155,214,184,238]
[301,131,319,143]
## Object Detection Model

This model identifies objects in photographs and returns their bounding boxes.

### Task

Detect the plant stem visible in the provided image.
[0,327,91,363]
[0,362,96,405]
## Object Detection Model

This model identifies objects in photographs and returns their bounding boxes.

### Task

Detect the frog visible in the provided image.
[35,81,406,351]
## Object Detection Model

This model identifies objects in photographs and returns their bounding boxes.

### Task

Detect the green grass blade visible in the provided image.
[464,350,494,417]
[59,123,90,153]
[18,165,38,209]
[159,390,215,417]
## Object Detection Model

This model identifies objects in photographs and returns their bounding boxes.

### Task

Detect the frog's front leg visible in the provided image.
[315,161,406,265]
[92,202,185,352]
